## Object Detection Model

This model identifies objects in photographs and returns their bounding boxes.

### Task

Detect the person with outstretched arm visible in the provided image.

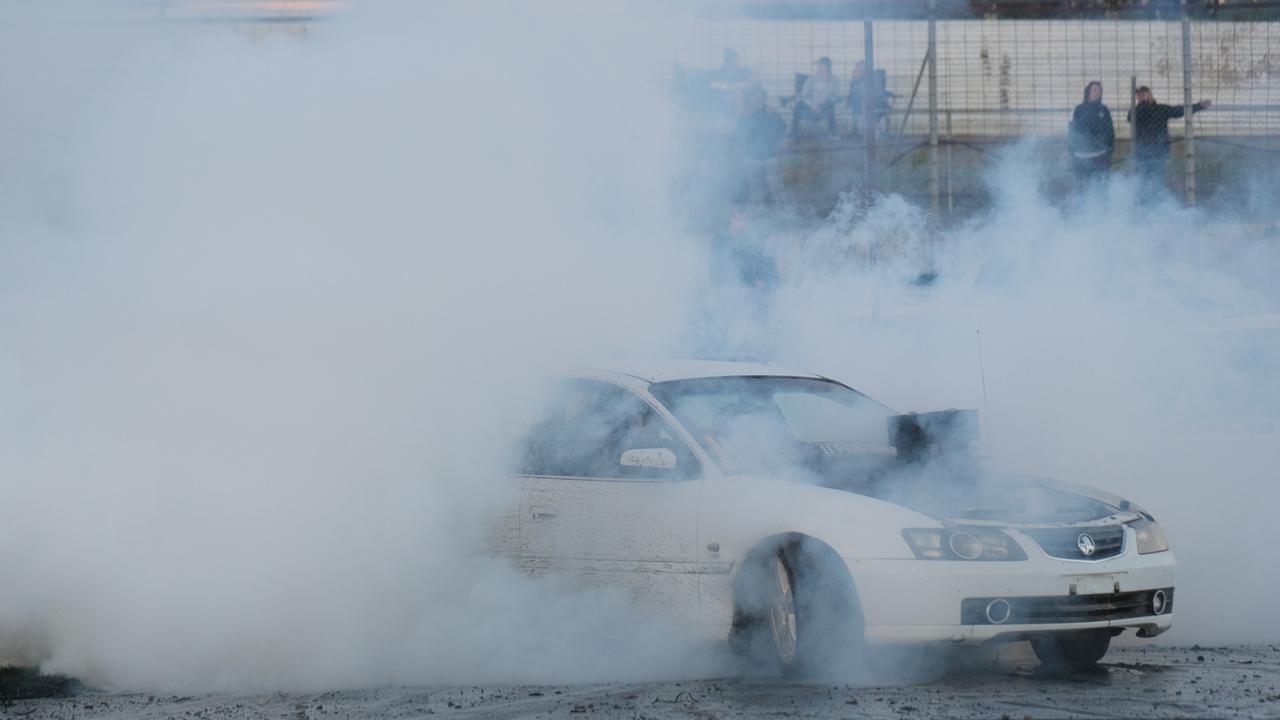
[1127,85,1211,192]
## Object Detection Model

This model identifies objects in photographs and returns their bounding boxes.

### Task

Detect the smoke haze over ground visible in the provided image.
[2,0,1279,694]
[0,0,707,691]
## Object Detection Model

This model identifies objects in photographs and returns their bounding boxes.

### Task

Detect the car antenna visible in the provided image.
[976,329,994,458]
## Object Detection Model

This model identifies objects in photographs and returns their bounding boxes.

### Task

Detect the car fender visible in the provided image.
[698,473,940,566]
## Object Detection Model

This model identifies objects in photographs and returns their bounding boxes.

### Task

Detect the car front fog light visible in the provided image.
[1129,518,1169,554]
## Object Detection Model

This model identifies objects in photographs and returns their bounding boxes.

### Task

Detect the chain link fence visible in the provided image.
[675,17,1280,137]
[48,1,1280,214]
[674,12,1280,214]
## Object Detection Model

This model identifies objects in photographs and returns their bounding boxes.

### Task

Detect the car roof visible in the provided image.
[581,358,825,385]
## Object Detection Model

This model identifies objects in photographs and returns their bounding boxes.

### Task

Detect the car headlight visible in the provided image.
[1129,517,1169,554]
[901,528,1027,561]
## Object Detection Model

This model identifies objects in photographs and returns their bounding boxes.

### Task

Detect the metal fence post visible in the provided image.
[928,0,939,214]
[1181,0,1197,206]
[945,110,954,216]
[863,19,877,192]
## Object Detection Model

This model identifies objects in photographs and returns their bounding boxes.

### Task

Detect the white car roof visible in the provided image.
[581,358,824,386]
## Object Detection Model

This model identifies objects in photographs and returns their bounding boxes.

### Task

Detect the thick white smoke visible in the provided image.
[0,0,709,692]
[2,0,1278,694]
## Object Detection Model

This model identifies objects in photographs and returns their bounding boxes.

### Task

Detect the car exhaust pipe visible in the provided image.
[985,598,1011,624]
[1151,589,1168,615]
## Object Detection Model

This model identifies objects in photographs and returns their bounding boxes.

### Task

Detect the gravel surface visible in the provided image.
[5,644,1279,719]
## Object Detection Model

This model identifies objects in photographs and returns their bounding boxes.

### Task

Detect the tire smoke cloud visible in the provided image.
[2,0,1277,694]
[0,0,709,691]
[724,143,1280,646]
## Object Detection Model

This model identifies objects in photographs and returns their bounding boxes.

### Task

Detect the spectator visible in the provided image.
[710,48,752,92]
[791,57,838,137]
[672,50,752,120]
[847,61,891,138]
[1067,80,1115,181]
[714,208,779,295]
[732,84,787,205]
[1127,85,1212,190]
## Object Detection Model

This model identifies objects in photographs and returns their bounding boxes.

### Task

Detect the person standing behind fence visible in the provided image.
[791,57,838,137]
[1128,86,1212,192]
[1067,81,1114,181]
[711,49,752,92]
[732,83,787,205]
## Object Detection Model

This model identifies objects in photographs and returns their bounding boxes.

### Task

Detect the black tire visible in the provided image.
[729,537,864,678]
[1030,630,1111,671]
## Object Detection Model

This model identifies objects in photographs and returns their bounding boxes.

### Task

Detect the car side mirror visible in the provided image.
[619,448,678,470]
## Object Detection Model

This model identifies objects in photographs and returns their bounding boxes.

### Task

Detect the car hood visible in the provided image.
[858,467,1144,528]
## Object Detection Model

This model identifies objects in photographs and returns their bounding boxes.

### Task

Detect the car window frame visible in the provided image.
[519,378,703,483]
[647,375,894,473]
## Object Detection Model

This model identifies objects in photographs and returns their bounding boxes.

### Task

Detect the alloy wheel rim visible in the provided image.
[768,554,798,665]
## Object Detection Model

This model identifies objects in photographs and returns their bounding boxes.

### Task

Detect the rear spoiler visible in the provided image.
[888,409,979,464]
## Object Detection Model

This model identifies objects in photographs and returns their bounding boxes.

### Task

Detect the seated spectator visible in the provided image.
[847,61,892,137]
[731,84,786,205]
[791,57,838,137]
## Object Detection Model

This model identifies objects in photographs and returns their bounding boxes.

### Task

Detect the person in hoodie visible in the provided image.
[1127,85,1212,191]
[1068,81,1115,181]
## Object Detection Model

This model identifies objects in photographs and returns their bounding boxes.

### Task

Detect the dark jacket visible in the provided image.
[733,107,787,161]
[847,73,891,115]
[1068,83,1115,161]
[1128,99,1209,159]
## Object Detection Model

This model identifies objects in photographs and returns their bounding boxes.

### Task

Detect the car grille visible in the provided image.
[961,588,1174,625]
[1025,525,1125,560]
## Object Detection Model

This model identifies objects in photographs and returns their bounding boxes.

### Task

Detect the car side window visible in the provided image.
[774,391,888,444]
[521,380,698,480]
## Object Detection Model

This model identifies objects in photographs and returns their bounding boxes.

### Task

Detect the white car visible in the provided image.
[504,360,1174,674]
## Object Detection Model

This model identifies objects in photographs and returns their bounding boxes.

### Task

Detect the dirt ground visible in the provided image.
[4,644,1278,719]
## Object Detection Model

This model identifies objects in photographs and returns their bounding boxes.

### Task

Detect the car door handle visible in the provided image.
[529,506,559,522]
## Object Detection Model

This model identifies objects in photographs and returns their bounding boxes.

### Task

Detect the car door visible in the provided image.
[479,474,526,559]
[517,379,703,624]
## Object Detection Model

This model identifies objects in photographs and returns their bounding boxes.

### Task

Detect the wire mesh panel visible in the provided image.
[1192,19,1280,136]
[675,17,1280,138]
[673,18,930,134]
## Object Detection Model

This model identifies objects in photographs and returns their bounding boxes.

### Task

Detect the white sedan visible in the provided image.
[503,360,1175,675]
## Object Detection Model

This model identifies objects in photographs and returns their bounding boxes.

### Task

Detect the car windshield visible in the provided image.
[649,376,892,477]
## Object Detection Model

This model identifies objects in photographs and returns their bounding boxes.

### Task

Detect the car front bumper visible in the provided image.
[846,543,1176,645]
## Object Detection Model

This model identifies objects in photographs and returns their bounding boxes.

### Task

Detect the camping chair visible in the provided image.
[784,72,842,136]
[848,69,895,137]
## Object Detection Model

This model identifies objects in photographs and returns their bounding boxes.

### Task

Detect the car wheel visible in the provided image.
[1030,630,1111,671]
[730,537,863,677]
[766,553,799,667]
